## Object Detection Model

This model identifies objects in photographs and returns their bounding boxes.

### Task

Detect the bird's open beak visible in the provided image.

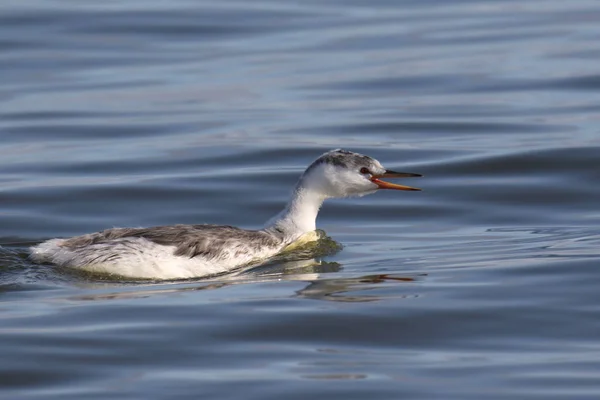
[370,170,422,191]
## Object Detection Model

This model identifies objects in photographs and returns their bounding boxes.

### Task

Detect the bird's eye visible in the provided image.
[360,167,371,175]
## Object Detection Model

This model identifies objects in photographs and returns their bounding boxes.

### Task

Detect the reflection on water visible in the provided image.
[241,259,342,281]
[65,281,231,302]
[61,271,423,304]
[296,274,423,302]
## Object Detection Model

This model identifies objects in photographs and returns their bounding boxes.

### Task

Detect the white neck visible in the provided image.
[264,183,327,242]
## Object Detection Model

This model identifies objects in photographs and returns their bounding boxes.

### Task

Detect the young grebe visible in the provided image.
[30,149,421,279]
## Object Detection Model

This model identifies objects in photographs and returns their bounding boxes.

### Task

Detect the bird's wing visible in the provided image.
[61,224,282,259]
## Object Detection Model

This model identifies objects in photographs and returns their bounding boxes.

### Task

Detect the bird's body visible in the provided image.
[31,225,289,279]
[29,149,421,280]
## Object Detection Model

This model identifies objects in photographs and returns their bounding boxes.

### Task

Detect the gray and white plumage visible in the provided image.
[29,149,421,280]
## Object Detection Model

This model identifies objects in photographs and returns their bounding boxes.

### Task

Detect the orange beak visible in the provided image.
[370,170,422,191]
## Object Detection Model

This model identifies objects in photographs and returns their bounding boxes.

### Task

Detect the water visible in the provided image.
[2,0,600,398]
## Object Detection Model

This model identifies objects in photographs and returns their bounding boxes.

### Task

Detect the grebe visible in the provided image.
[29,149,421,280]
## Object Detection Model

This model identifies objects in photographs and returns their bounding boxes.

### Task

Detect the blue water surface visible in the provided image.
[2,1,600,398]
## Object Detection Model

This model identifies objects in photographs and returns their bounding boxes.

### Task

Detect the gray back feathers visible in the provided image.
[61,224,283,259]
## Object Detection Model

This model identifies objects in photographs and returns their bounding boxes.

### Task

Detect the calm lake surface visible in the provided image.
[2,0,600,398]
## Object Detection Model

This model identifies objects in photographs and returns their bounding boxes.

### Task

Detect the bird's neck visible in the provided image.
[265,184,327,242]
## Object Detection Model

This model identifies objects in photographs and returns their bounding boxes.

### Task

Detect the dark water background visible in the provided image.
[2,0,600,398]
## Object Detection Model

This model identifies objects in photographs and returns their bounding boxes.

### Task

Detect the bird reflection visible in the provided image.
[64,255,425,303]
[236,258,342,281]
[295,273,424,302]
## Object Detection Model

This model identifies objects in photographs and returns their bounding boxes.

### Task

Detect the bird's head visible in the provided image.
[299,149,422,198]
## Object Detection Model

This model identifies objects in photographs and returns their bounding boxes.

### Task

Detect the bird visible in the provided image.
[29,149,422,280]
